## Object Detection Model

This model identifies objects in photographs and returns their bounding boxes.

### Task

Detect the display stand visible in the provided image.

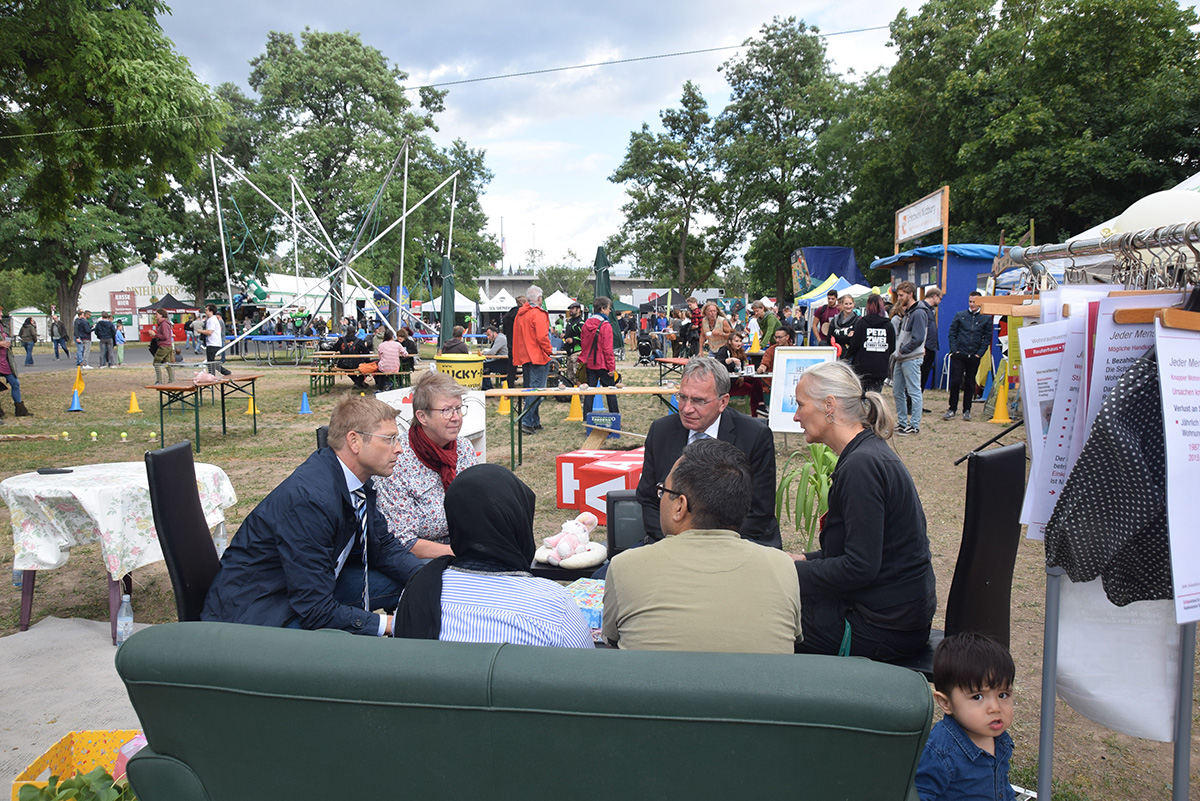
[1012,223,1200,801]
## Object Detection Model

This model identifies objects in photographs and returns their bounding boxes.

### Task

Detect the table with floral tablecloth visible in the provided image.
[2,462,237,635]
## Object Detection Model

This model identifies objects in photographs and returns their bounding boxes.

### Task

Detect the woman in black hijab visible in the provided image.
[394,464,594,647]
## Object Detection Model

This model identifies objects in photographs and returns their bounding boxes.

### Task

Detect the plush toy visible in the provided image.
[535,511,606,569]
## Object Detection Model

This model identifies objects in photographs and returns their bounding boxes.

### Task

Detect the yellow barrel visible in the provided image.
[434,354,485,389]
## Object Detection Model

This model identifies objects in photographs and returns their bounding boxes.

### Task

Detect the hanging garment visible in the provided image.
[1044,349,1173,606]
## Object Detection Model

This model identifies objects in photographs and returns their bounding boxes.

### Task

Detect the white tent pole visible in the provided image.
[399,143,409,324]
[344,262,397,335]
[290,177,341,261]
[209,154,237,340]
[292,181,299,286]
[344,171,460,268]
[213,153,337,260]
[447,174,458,256]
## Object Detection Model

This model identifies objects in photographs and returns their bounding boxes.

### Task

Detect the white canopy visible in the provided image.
[543,290,577,312]
[430,289,478,314]
[479,288,517,313]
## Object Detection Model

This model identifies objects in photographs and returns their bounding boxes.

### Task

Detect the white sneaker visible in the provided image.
[82,365,93,370]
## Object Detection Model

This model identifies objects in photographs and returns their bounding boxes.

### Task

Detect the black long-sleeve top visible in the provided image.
[796,430,936,631]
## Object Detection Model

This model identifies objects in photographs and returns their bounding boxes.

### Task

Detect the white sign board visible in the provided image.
[1156,319,1200,624]
[766,347,838,433]
[896,188,946,242]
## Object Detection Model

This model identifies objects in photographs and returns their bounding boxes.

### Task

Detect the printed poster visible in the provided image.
[1156,319,1200,624]
[766,347,838,433]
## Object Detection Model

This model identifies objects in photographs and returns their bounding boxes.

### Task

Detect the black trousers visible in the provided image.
[586,368,619,413]
[205,345,231,375]
[921,349,937,390]
[948,353,982,413]
[794,594,930,662]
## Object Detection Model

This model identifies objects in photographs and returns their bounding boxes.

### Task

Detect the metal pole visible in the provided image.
[1172,622,1196,801]
[210,154,237,344]
[1037,567,1065,801]
[398,144,409,328]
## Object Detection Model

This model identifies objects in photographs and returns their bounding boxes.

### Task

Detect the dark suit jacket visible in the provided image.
[635,408,781,548]
[202,447,422,634]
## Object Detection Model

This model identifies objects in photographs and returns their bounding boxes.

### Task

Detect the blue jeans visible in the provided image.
[1,369,21,403]
[75,340,90,366]
[23,342,34,365]
[522,361,549,427]
[892,357,923,429]
[54,338,68,358]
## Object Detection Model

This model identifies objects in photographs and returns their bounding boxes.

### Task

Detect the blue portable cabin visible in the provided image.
[870,244,1001,389]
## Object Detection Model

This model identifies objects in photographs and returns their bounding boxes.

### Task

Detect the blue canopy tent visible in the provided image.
[802,246,867,286]
[870,244,1002,388]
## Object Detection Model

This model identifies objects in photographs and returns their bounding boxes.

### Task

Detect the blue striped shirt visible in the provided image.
[437,568,594,648]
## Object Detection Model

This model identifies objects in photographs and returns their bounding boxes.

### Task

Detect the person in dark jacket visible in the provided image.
[919,287,942,391]
[562,302,584,385]
[891,282,926,435]
[335,323,370,388]
[93,312,117,368]
[790,360,936,660]
[202,395,422,635]
[845,294,895,394]
[828,294,859,360]
[73,309,93,368]
[441,325,470,354]
[943,291,992,422]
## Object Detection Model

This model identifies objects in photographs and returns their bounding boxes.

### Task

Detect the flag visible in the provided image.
[501,235,506,256]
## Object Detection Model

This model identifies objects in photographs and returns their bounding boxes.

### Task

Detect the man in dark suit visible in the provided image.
[202,395,422,636]
[636,357,781,548]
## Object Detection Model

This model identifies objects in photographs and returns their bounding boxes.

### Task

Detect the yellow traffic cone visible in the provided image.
[751,330,761,352]
[72,366,85,395]
[565,393,584,422]
[127,392,142,414]
[496,381,511,417]
[245,397,260,415]
[989,359,1012,424]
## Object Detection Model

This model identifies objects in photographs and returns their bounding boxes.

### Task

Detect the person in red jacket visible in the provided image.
[512,284,552,435]
[581,296,618,413]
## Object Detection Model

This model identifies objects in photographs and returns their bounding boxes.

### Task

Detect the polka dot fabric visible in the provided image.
[1044,351,1173,606]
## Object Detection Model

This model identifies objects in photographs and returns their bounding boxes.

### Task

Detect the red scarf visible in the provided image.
[409,423,459,491]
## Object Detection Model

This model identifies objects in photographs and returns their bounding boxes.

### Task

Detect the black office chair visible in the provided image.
[145,441,221,622]
[891,442,1026,678]
[316,425,329,450]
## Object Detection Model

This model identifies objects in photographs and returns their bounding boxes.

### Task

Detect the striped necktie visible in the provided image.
[351,487,371,611]
[688,430,711,444]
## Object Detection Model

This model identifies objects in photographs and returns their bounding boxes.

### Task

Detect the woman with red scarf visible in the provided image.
[375,371,477,560]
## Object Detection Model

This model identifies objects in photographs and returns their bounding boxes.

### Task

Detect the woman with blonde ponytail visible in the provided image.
[788,360,936,660]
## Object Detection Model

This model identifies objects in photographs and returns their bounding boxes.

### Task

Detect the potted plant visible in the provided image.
[775,444,837,551]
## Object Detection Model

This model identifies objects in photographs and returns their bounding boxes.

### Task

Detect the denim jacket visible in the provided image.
[916,715,1015,801]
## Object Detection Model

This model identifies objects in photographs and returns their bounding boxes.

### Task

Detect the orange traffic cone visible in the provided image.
[565,393,583,422]
[497,381,511,417]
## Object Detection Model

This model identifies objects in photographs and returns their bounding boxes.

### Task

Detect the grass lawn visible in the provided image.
[0,356,1195,800]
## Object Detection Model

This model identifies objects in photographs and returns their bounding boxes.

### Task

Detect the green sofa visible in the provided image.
[116,622,933,800]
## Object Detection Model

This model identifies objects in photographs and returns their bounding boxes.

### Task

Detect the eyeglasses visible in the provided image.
[676,393,727,408]
[355,430,403,446]
[423,404,468,419]
[656,482,685,500]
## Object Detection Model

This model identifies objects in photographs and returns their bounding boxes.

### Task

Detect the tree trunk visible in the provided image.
[55,250,92,328]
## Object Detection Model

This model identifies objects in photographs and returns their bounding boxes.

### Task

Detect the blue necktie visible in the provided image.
[689,430,711,444]
[351,488,370,611]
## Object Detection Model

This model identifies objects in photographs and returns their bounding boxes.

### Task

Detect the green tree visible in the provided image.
[0,0,223,224]
[243,29,498,325]
[536,264,594,308]
[716,18,849,303]
[609,81,747,294]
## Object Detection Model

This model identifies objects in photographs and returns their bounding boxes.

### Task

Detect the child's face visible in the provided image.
[934,684,1014,754]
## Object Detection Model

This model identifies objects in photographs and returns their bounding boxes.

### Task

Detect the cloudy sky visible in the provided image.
[158,1,914,274]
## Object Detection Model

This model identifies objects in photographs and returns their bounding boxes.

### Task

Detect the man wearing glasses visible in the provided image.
[635,357,781,548]
[603,438,801,652]
[203,395,423,636]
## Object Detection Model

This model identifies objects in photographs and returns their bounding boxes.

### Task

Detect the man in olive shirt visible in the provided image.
[601,438,801,653]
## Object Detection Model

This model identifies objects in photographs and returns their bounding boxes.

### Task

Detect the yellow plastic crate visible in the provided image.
[11,729,139,801]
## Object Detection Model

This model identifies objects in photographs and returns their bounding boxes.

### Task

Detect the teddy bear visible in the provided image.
[534,511,607,569]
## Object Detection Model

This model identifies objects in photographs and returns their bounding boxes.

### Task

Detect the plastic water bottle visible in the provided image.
[116,594,134,646]
[212,523,228,559]
[12,567,21,588]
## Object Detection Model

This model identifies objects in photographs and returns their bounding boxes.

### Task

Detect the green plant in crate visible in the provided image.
[775,444,838,551]
[18,768,135,801]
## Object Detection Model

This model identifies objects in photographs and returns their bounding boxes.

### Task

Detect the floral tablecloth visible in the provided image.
[2,462,238,580]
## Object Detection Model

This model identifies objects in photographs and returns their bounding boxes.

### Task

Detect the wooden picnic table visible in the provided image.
[483,386,678,468]
[145,373,264,452]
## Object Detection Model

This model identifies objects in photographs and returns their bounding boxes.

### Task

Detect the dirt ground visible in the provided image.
[0,360,1196,800]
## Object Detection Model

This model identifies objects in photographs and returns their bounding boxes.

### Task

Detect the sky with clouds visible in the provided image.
[158,1,916,275]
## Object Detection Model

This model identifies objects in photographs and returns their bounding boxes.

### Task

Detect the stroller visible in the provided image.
[636,331,657,366]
